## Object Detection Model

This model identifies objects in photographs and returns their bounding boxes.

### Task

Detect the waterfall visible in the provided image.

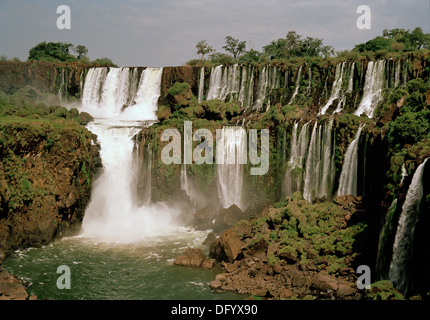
[238,66,248,108]
[320,62,349,115]
[197,67,205,103]
[389,158,429,295]
[80,67,163,121]
[81,68,107,109]
[306,66,312,94]
[354,60,386,118]
[394,60,401,88]
[227,64,240,101]
[254,66,269,111]
[284,122,309,197]
[128,67,163,121]
[58,68,65,102]
[285,120,335,202]
[303,123,321,202]
[289,66,302,104]
[318,119,336,198]
[128,68,140,106]
[206,64,240,102]
[216,126,247,210]
[81,122,179,242]
[206,65,222,101]
[80,66,180,242]
[302,120,336,202]
[181,165,198,209]
[337,124,364,196]
[347,62,355,92]
[376,198,398,280]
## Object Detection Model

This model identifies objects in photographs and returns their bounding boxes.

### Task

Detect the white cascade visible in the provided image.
[319,62,346,115]
[347,62,355,92]
[389,158,429,295]
[354,60,386,118]
[337,124,364,196]
[80,67,163,121]
[206,65,223,101]
[206,64,240,102]
[289,66,302,104]
[81,122,180,242]
[81,68,107,109]
[303,123,321,202]
[123,67,163,121]
[306,66,312,94]
[99,67,131,117]
[80,66,179,243]
[302,120,336,202]
[238,66,248,108]
[394,60,401,88]
[181,165,198,209]
[197,67,205,103]
[284,121,310,197]
[216,126,247,210]
[254,66,269,111]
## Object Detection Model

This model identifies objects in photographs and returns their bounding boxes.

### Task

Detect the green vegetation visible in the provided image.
[27,41,117,66]
[239,192,367,274]
[0,93,94,126]
[187,28,429,67]
[364,281,405,300]
[0,96,96,215]
[222,36,247,60]
[355,28,430,53]
[387,78,430,148]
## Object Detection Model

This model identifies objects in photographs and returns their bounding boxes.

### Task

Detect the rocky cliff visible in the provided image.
[0,117,100,262]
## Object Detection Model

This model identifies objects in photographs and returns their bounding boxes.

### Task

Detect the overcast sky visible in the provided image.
[0,0,429,67]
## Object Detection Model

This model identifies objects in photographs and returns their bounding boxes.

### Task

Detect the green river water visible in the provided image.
[2,227,244,300]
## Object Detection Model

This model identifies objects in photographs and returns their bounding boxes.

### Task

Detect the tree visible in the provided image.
[91,57,118,67]
[263,31,334,59]
[410,27,430,50]
[357,27,430,53]
[239,49,265,63]
[73,45,88,59]
[28,41,76,62]
[222,36,246,59]
[354,36,393,52]
[196,40,214,60]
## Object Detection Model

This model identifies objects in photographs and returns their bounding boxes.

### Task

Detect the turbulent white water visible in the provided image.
[354,61,386,118]
[337,124,363,196]
[216,126,247,210]
[81,122,180,243]
[389,158,428,295]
